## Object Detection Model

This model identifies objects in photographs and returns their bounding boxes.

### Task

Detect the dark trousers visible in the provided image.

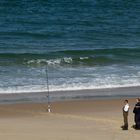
[135,114,140,128]
[123,111,128,128]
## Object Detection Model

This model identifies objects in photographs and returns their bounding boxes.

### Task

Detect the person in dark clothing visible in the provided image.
[133,98,140,129]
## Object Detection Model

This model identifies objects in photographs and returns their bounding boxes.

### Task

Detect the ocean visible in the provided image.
[0,0,140,95]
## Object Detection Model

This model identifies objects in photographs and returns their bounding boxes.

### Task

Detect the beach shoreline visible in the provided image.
[0,86,140,104]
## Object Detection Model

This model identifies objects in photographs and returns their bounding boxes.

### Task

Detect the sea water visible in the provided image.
[0,0,140,95]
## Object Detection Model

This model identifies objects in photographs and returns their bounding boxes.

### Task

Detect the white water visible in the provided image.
[0,65,140,94]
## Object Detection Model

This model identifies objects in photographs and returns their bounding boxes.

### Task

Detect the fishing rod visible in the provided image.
[45,64,51,113]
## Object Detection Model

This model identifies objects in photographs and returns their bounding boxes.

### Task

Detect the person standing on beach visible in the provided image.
[122,100,129,130]
[133,98,140,129]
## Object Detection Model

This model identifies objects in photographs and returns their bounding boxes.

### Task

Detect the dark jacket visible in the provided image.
[133,102,140,114]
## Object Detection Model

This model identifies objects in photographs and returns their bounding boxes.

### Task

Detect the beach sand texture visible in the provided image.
[0,98,139,140]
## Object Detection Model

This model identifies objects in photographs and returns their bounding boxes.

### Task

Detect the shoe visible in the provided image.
[131,125,140,130]
[132,125,136,129]
[121,125,128,130]
[122,127,128,130]
[121,125,124,128]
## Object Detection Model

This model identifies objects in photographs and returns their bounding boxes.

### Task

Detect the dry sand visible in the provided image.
[0,98,139,140]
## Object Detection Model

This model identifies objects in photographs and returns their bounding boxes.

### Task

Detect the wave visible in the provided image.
[0,48,140,66]
[25,56,117,66]
[0,47,140,57]
[1,79,140,94]
[0,31,63,39]
[57,48,140,56]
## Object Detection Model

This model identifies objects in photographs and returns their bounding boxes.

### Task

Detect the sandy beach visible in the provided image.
[0,98,139,140]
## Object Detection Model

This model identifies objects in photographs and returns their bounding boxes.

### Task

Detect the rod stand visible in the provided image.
[47,104,51,113]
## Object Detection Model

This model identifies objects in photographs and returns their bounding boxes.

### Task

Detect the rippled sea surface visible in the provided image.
[0,0,140,93]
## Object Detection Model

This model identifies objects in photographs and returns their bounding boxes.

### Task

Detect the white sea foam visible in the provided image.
[26,57,91,66]
[0,78,140,94]
[0,83,140,94]
[63,57,73,63]
[26,57,73,66]
[80,57,89,60]
[1,64,140,96]
[26,59,61,65]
